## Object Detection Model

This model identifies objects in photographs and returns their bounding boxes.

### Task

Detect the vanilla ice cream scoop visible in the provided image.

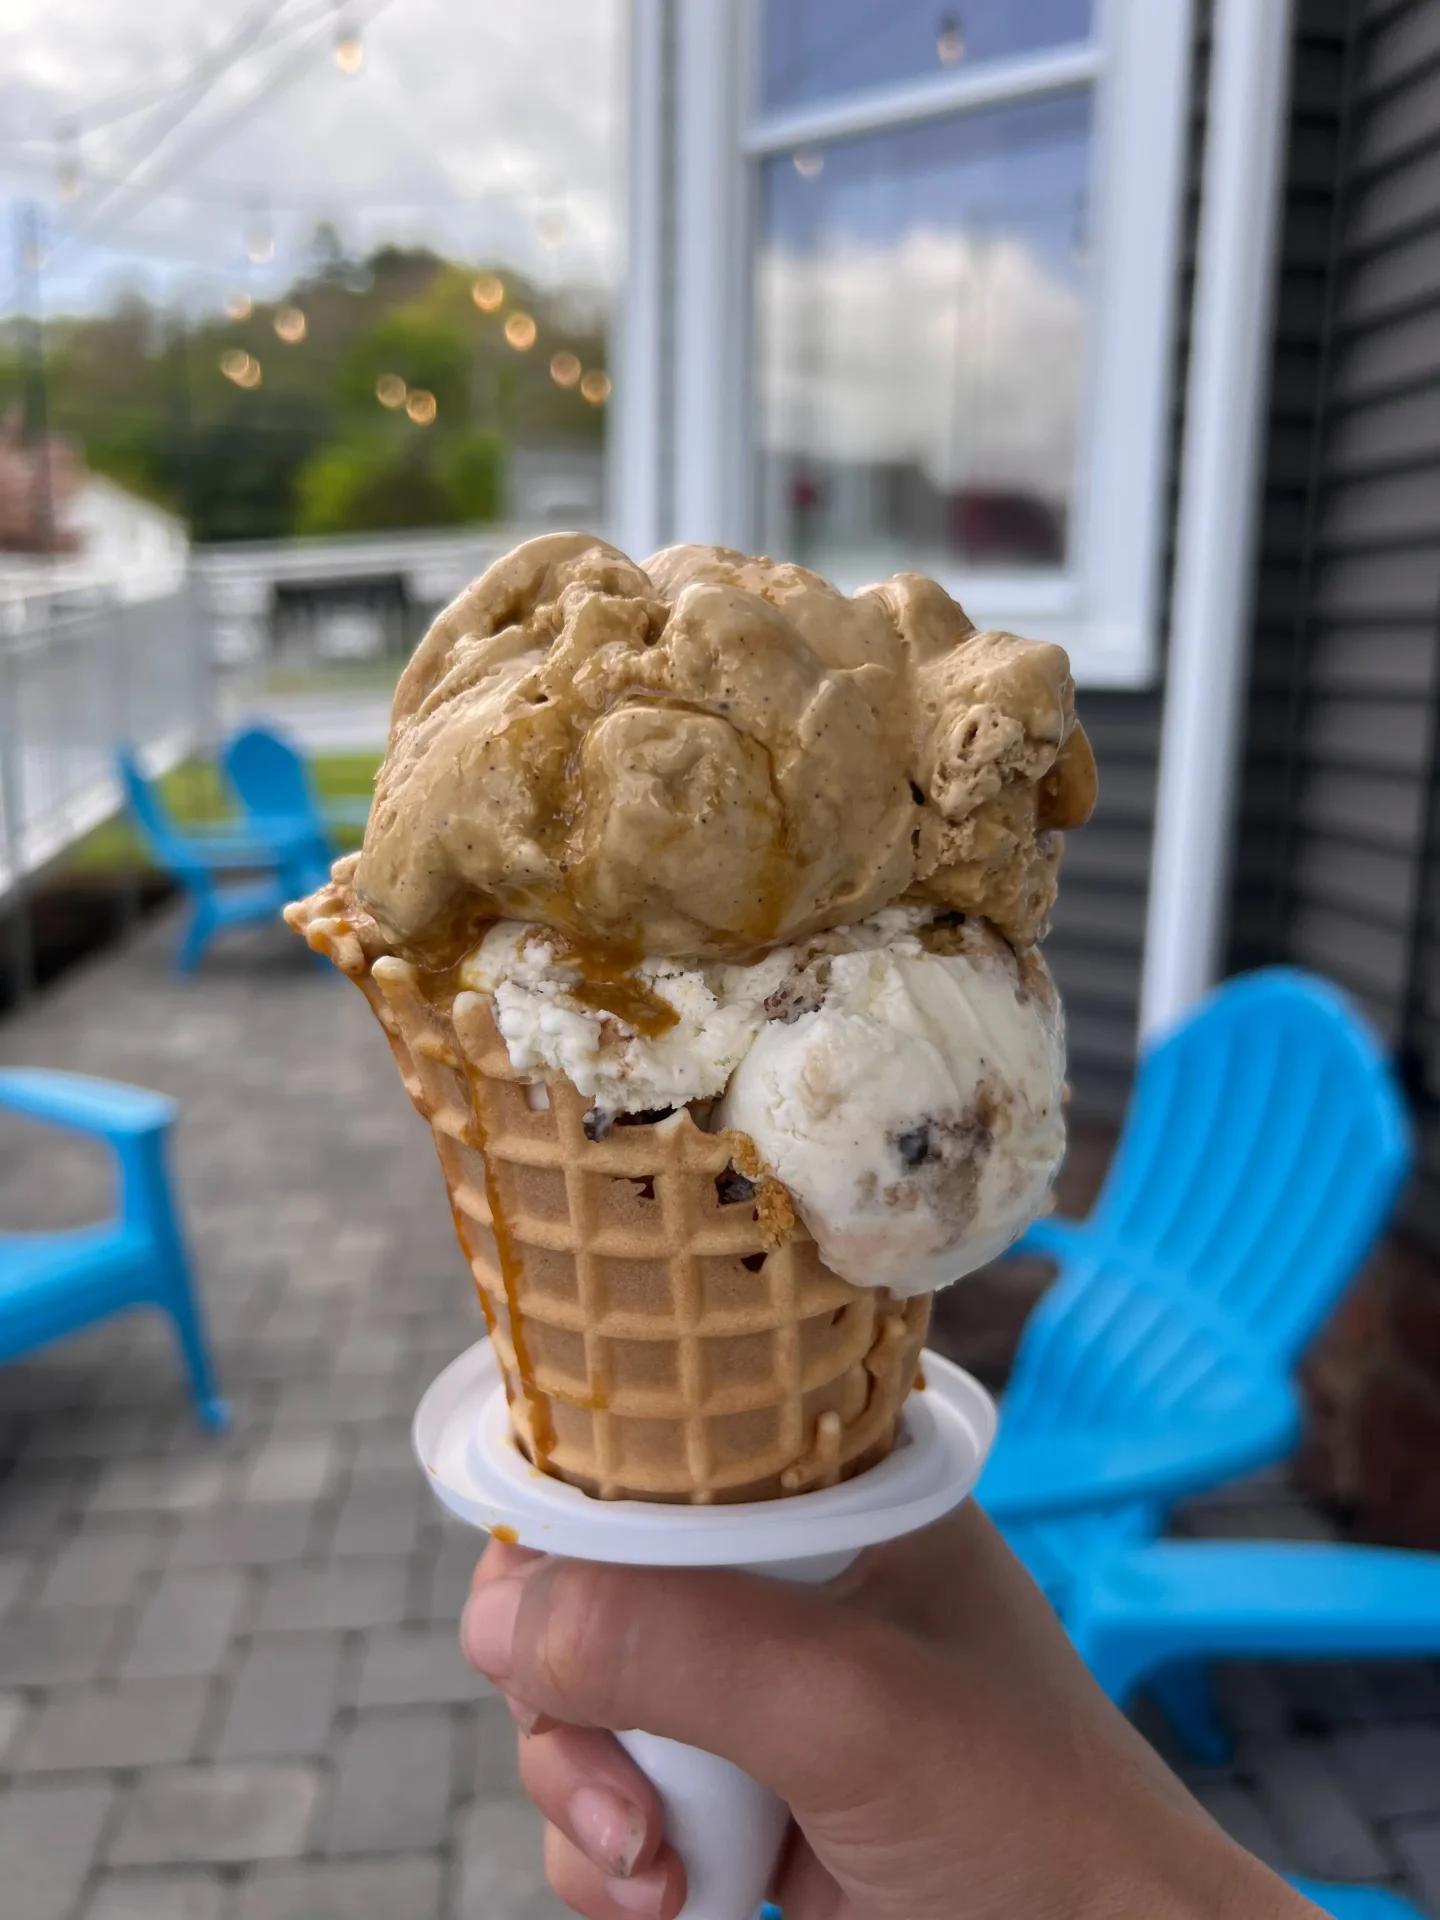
[716,917,1065,1295]
[462,906,1065,1294]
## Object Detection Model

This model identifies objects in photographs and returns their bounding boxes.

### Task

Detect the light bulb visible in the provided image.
[406,388,437,424]
[225,291,253,321]
[579,369,610,405]
[936,16,965,66]
[472,273,504,312]
[376,373,407,408]
[549,351,581,388]
[793,149,824,180]
[504,312,537,351]
[221,350,262,388]
[334,26,363,73]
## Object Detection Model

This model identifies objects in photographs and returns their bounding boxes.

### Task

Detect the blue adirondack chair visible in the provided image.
[222,724,370,850]
[1289,1882,1425,1918]
[769,1878,1418,1916]
[1069,1540,1440,1755]
[0,1068,227,1429]
[118,749,328,973]
[976,969,1410,1752]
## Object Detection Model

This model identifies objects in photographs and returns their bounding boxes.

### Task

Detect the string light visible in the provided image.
[579,369,610,405]
[471,273,504,312]
[220,349,262,388]
[334,4,363,73]
[936,15,965,66]
[376,372,407,408]
[405,388,437,423]
[549,351,581,388]
[245,212,274,265]
[793,150,824,179]
[225,291,253,320]
[273,305,307,343]
[57,121,82,204]
[504,311,536,351]
[537,208,566,250]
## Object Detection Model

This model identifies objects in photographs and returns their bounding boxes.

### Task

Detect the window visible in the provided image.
[755,90,1092,580]
[615,0,1193,688]
[758,0,1094,112]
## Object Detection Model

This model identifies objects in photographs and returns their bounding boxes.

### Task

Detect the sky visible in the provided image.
[0,0,624,320]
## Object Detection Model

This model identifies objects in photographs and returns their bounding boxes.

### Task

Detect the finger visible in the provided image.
[461,1548,553,1729]
[506,1694,559,1738]
[520,1722,667,1879]
[770,1825,847,1920]
[470,1537,544,1596]
[546,1821,686,1920]
[461,1551,919,1808]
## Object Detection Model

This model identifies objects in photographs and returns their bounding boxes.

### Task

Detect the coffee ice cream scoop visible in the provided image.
[353,533,1095,962]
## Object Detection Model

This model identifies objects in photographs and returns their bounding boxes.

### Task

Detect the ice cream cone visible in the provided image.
[288,878,929,1503]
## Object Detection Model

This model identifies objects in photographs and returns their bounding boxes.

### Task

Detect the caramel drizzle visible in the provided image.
[457,1051,557,1468]
[540,931,678,1040]
[415,965,557,1469]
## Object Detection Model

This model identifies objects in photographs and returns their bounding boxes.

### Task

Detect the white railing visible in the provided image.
[0,581,213,906]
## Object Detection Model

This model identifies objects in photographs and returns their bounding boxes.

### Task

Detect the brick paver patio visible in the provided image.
[1,908,1437,1918]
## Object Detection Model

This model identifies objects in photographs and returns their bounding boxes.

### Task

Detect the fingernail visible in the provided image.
[506,1696,554,1737]
[603,1865,667,1914]
[461,1577,523,1681]
[569,1785,647,1879]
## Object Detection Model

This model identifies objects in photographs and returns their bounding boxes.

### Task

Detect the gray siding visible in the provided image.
[1229,0,1440,1244]
[1047,692,1162,1121]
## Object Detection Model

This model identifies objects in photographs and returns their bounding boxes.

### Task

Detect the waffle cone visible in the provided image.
[288,880,930,1503]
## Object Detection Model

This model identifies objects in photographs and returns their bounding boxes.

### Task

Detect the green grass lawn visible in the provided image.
[64,751,381,875]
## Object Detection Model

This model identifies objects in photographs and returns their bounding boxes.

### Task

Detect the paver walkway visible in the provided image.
[0,908,1437,1918]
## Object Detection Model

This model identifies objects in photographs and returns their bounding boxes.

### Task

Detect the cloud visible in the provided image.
[0,0,622,315]
[756,226,1084,500]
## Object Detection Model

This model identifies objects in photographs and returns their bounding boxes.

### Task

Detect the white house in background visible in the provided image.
[0,473,189,607]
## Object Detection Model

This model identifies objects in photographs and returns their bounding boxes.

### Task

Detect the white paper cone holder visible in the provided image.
[414,1340,997,1920]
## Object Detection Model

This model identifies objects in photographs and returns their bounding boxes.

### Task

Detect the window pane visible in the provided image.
[759,0,1094,116]
[755,92,1091,582]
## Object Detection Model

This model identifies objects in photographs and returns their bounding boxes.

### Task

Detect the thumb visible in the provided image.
[462,1553,918,1810]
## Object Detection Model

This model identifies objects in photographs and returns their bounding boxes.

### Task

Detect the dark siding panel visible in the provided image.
[1049,684,1163,1121]
[1308,622,1434,693]
[1362,1,1440,99]
[1353,60,1440,169]
[1227,0,1359,986]
[1228,0,1440,1251]
[1348,142,1440,249]
[1322,465,1440,543]
[1329,386,1440,473]
[1338,222,1440,327]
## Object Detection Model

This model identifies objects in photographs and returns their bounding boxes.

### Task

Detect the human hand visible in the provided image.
[461,1503,1322,1920]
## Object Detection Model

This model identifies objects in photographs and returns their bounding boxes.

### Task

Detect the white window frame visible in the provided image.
[614,0,1193,689]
